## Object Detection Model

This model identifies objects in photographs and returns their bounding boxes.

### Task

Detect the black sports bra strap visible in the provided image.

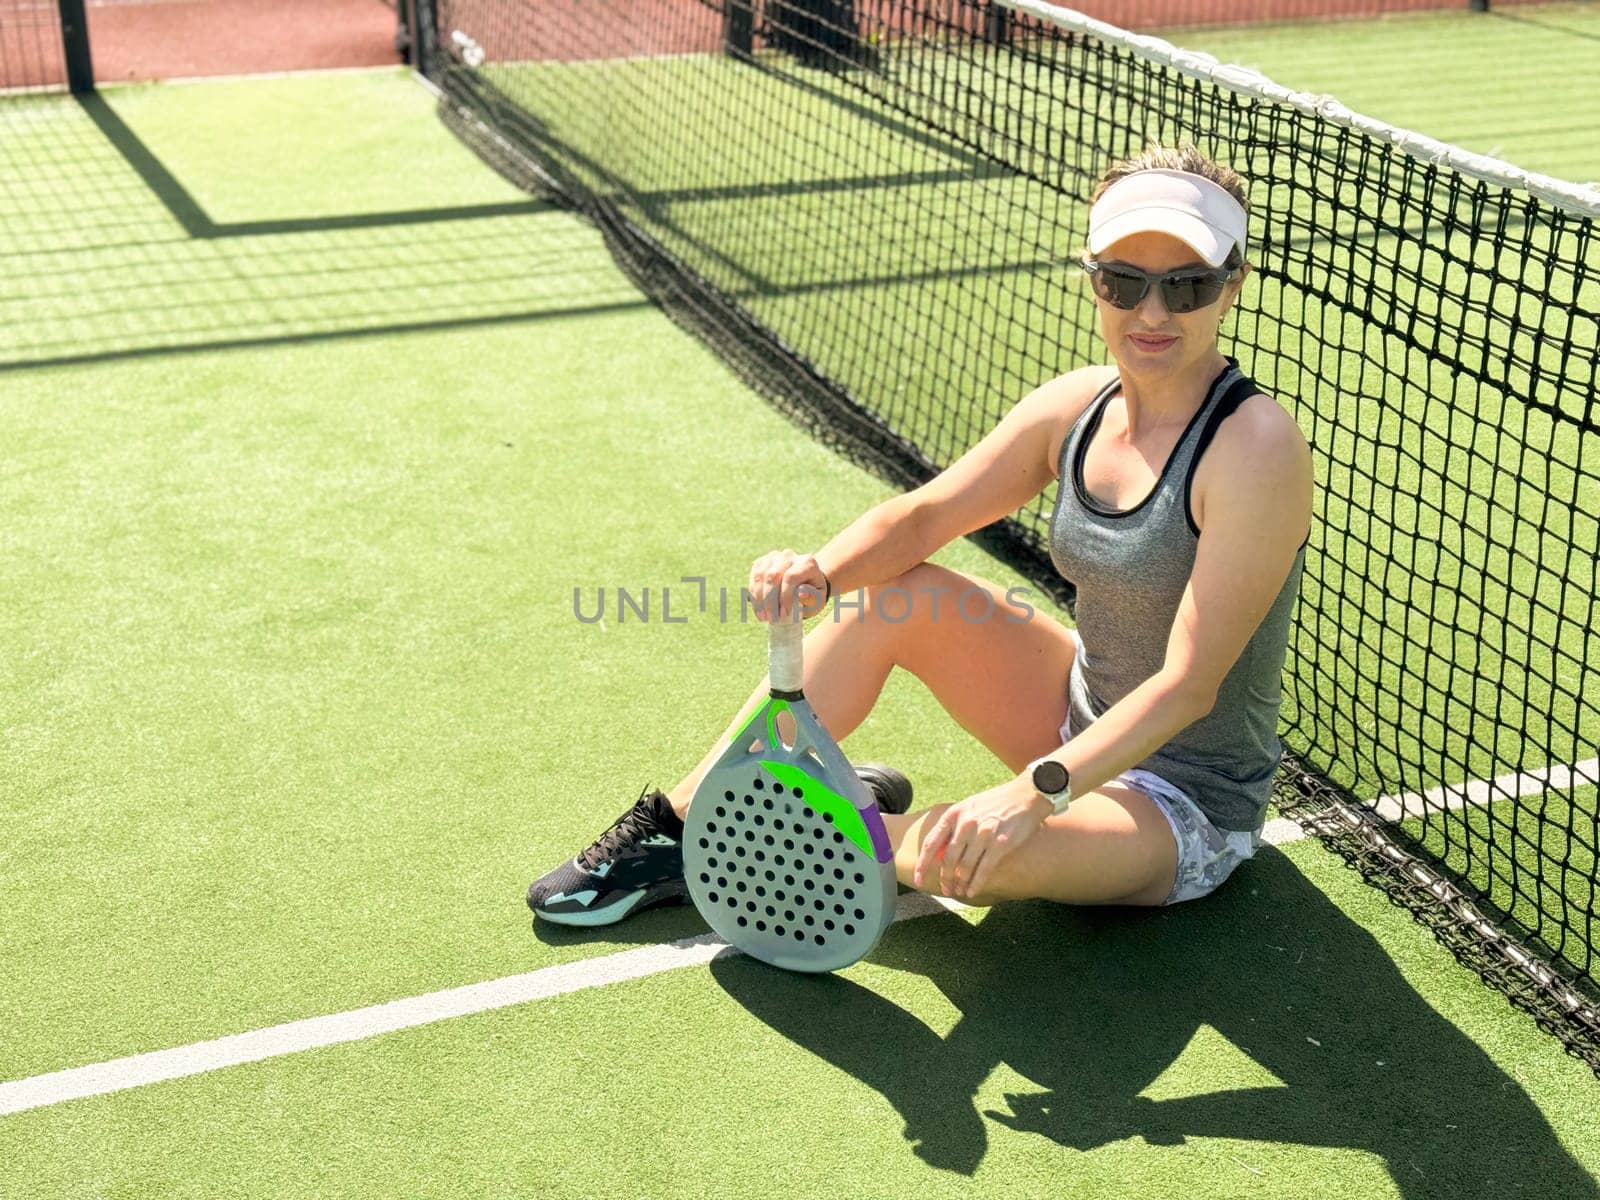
[1184,372,1259,535]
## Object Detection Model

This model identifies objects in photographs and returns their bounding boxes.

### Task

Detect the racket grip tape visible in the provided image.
[768,614,803,694]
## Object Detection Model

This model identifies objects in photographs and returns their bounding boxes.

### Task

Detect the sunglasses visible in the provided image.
[1081,259,1239,314]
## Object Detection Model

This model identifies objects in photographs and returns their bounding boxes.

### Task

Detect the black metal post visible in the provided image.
[768,1,859,67]
[395,0,414,65]
[984,2,1011,45]
[725,0,756,59]
[57,0,93,93]
[410,0,439,77]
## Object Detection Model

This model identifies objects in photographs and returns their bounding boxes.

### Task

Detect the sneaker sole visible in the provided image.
[531,883,687,927]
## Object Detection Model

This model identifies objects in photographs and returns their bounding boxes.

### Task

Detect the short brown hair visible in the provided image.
[1091,143,1250,269]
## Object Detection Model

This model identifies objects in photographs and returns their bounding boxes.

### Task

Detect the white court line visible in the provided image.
[1369,758,1599,823]
[1258,758,1600,843]
[4,759,1594,1118]
[0,893,965,1118]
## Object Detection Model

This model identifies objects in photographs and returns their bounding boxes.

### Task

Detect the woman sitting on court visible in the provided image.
[527,143,1312,925]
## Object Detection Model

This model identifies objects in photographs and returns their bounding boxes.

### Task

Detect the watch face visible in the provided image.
[1032,759,1070,795]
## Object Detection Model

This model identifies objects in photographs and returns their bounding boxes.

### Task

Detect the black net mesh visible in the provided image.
[933,0,1565,30]
[412,0,1600,1072]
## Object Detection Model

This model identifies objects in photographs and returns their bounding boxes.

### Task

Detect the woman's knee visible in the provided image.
[855,561,939,623]
[891,790,1178,909]
[878,561,1007,618]
[887,800,1028,908]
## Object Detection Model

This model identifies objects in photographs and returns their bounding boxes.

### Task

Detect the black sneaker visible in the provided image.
[528,765,912,927]
[856,762,913,815]
[527,788,689,926]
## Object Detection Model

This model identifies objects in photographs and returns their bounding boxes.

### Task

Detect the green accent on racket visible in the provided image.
[759,759,874,859]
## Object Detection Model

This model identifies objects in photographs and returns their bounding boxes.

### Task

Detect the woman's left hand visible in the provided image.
[915,776,1052,900]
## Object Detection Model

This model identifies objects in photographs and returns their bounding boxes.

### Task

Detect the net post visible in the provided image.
[769,1,860,66]
[409,0,440,78]
[395,0,415,65]
[57,0,93,93]
[724,0,756,58]
[1469,0,1489,10]
[984,1,1011,45]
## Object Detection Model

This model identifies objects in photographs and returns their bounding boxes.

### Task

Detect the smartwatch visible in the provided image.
[1027,755,1073,815]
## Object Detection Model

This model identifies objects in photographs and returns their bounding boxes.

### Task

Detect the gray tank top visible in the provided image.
[1048,359,1305,831]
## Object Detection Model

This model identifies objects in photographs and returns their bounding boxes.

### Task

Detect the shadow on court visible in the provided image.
[708,848,1597,1196]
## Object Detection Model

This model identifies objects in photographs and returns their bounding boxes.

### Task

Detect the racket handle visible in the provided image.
[768,613,803,693]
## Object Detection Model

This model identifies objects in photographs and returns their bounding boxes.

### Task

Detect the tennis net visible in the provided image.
[409,0,1600,1070]
[873,0,1574,31]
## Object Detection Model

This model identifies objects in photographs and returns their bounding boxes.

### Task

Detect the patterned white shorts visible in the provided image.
[1058,708,1262,906]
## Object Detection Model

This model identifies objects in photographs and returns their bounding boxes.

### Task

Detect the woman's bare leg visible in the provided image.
[881,786,1179,907]
[668,561,1072,811]
[666,561,1178,906]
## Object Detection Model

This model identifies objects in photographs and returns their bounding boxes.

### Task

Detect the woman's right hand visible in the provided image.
[747,549,832,623]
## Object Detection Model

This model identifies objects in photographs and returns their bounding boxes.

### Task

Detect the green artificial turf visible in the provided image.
[1,63,1597,1200]
[0,72,639,369]
[2,849,1597,1199]
[1167,4,1600,184]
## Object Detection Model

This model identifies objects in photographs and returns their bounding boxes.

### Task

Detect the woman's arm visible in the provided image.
[813,368,1109,597]
[750,367,1108,621]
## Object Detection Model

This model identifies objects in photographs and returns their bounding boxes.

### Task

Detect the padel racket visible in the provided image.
[683,614,896,972]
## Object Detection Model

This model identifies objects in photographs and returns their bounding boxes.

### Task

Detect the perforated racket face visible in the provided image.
[685,760,896,973]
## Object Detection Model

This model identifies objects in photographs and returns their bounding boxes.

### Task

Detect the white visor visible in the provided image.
[1086,168,1248,269]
